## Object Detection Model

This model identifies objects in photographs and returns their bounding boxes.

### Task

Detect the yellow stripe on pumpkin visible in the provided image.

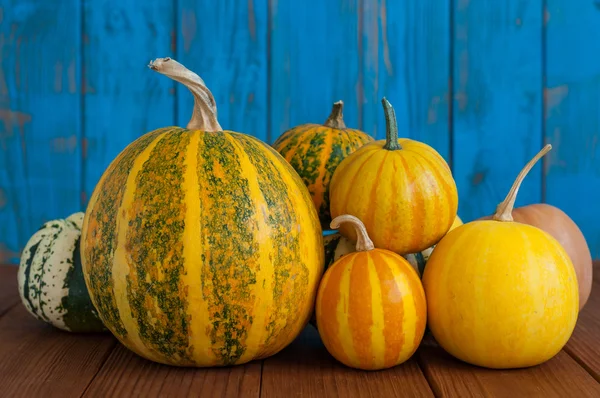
[181,130,215,365]
[337,255,359,366]
[112,131,168,362]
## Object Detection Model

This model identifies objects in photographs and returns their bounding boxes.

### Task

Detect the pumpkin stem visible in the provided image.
[323,101,347,129]
[382,98,402,151]
[493,144,552,222]
[148,57,222,132]
[330,215,374,252]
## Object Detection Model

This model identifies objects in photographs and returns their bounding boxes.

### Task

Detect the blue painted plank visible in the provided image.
[177,0,268,141]
[361,0,451,161]
[0,0,82,264]
[452,0,544,223]
[269,0,361,144]
[82,0,176,201]
[544,1,600,257]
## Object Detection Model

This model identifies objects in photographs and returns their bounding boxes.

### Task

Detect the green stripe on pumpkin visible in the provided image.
[199,132,260,365]
[125,128,192,363]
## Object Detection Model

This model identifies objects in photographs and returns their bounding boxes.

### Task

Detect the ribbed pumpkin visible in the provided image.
[323,215,463,276]
[80,57,324,367]
[422,145,579,369]
[18,212,106,333]
[315,215,427,370]
[272,101,373,227]
[329,98,458,255]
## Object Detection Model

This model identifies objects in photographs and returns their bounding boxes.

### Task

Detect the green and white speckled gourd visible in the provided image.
[17,212,106,333]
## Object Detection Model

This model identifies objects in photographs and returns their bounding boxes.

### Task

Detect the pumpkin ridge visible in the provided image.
[82,128,169,342]
[367,253,386,369]
[348,254,374,369]
[198,132,259,365]
[337,254,360,366]
[183,130,215,365]
[222,133,276,364]
[412,151,456,234]
[308,128,335,222]
[19,236,44,320]
[231,133,316,358]
[363,152,389,235]
[334,150,381,228]
[371,251,406,367]
[272,124,318,151]
[117,130,183,364]
[396,155,426,253]
[34,222,65,323]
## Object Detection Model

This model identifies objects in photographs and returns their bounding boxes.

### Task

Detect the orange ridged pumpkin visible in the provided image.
[329,98,458,255]
[272,101,373,227]
[422,145,579,369]
[315,215,427,370]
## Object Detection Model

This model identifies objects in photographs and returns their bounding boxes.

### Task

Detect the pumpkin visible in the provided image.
[329,98,458,255]
[422,145,579,369]
[272,101,373,227]
[80,57,324,367]
[324,215,464,276]
[18,212,106,333]
[479,204,592,310]
[315,215,427,370]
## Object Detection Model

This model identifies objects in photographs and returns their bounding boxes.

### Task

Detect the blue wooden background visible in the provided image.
[1,0,599,263]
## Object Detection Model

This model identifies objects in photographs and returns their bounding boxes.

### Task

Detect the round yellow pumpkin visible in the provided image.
[329,98,458,255]
[315,215,427,370]
[422,145,579,369]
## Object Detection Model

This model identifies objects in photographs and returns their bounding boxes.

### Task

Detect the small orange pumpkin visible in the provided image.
[315,214,427,370]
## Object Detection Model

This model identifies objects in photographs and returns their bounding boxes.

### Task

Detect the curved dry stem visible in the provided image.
[148,57,222,132]
[323,100,346,129]
[330,214,374,251]
[493,144,552,222]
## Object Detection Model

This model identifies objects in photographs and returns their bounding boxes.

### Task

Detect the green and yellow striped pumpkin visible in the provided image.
[18,212,106,333]
[80,58,324,367]
[272,101,373,227]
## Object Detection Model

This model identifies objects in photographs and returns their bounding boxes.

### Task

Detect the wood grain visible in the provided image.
[0,303,116,398]
[269,0,362,144]
[261,325,434,398]
[361,0,451,161]
[418,335,600,397]
[82,0,175,201]
[0,265,18,317]
[83,344,261,398]
[177,0,268,142]
[0,0,82,264]
[564,261,600,381]
[452,0,544,223]
[544,1,600,258]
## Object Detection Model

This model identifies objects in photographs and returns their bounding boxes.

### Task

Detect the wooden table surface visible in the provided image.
[1,263,599,398]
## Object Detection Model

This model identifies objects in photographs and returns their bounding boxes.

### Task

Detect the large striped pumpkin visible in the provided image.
[18,212,106,333]
[315,215,427,370]
[80,58,324,367]
[329,98,458,255]
[272,101,373,227]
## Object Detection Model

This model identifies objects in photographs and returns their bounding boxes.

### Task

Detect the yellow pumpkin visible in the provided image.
[315,215,427,370]
[422,145,579,369]
[329,98,458,255]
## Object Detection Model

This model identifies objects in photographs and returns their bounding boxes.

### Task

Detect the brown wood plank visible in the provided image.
[418,328,600,397]
[261,325,434,398]
[83,344,261,398]
[0,265,19,317]
[564,261,600,381]
[0,303,116,397]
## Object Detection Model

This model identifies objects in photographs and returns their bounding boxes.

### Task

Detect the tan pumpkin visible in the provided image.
[479,203,592,310]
